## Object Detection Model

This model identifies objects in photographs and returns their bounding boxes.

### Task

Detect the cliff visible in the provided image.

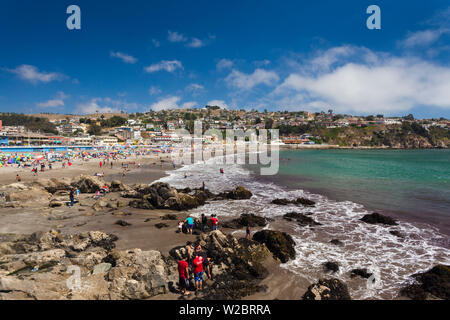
[311,124,449,148]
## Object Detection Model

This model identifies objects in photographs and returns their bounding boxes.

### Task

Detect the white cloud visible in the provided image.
[168,30,210,48]
[206,100,229,109]
[150,96,197,111]
[309,46,358,71]
[273,48,450,114]
[6,65,65,83]
[76,101,118,114]
[110,51,137,64]
[185,83,205,93]
[37,99,64,108]
[400,29,449,48]
[186,38,204,48]
[36,92,68,108]
[168,31,187,42]
[144,60,183,73]
[225,68,279,90]
[181,101,198,109]
[216,59,233,70]
[149,86,162,95]
[76,97,139,114]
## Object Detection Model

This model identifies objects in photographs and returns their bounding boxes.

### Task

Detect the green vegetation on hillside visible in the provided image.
[0,113,57,134]
[276,123,450,148]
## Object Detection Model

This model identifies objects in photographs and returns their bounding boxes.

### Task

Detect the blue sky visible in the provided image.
[0,0,449,118]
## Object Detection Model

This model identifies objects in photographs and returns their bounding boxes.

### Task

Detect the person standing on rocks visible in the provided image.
[210,214,219,230]
[185,216,194,234]
[192,253,204,293]
[195,244,211,280]
[246,225,251,239]
[178,255,190,296]
[186,241,193,260]
[69,189,75,207]
[201,214,208,232]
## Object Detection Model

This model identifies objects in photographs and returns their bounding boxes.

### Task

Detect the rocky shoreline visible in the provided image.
[0,175,448,300]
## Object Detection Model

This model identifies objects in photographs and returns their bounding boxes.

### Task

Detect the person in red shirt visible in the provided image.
[210,214,219,230]
[99,161,103,168]
[178,255,190,295]
[192,254,204,292]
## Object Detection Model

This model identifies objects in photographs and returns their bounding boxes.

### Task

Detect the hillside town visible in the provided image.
[0,106,449,148]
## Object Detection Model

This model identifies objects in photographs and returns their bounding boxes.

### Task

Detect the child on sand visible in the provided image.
[178,221,183,233]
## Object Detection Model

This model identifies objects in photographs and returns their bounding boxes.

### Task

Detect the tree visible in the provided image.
[265,118,274,129]
[88,124,102,136]
[404,114,415,121]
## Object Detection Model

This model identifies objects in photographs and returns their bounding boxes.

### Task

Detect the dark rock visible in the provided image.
[218,186,253,200]
[168,230,272,299]
[283,212,321,226]
[389,230,404,237]
[360,212,398,226]
[350,268,373,279]
[128,199,154,210]
[271,197,315,207]
[330,239,343,246]
[223,214,268,229]
[302,278,351,300]
[252,230,296,263]
[176,187,192,194]
[295,197,316,206]
[115,220,131,227]
[323,262,339,273]
[271,198,290,205]
[399,265,450,300]
[161,214,177,220]
[155,223,169,229]
[110,180,130,192]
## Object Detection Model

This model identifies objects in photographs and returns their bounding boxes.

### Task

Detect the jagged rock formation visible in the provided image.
[252,230,296,263]
[169,230,271,299]
[0,229,277,300]
[302,278,351,300]
[222,214,268,229]
[360,212,398,226]
[0,230,174,300]
[399,265,450,300]
[127,182,253,211]
[283,212,321,226]
[271,197,316,207]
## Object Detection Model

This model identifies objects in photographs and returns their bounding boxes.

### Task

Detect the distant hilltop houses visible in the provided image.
[0,108,448,148]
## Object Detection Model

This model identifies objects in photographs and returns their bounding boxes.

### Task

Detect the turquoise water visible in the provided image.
[262,149,450,234]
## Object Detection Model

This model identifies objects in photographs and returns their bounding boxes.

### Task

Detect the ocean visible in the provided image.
[157,149,450,299]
